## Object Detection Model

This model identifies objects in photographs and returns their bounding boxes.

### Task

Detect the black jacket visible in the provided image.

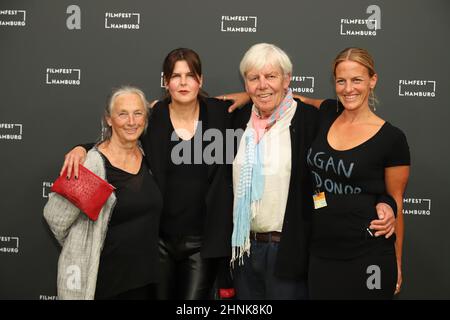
[232,99,319,280]
[143,97,234,259]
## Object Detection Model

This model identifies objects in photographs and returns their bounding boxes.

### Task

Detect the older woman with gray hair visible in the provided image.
[230,43,319,299]
[44,86,163,299]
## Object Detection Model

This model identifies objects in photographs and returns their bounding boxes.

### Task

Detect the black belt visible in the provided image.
[250,231,281,243]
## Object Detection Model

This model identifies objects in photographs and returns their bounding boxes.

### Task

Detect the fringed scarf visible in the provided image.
[231,88,294,265]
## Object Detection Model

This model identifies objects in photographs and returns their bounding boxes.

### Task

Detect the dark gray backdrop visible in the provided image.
[1,0,449,299]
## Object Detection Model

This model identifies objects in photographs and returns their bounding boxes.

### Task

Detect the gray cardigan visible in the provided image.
[44,149,116,300]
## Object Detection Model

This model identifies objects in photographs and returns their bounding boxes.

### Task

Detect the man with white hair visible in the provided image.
[230,43,318,299]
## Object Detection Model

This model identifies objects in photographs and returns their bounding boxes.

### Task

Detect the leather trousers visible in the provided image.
[156,235,219,300]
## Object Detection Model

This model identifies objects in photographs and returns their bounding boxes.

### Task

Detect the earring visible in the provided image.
[369,89,376,112]
[101,123,106,141]
[336,96,340,113]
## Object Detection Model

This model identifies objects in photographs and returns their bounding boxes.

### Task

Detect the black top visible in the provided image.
[160,103,208,237]
[95,153,163,299]
[144,97,234,258]
[308,99,410,259]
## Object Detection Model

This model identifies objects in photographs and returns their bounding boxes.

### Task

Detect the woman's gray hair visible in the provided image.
[239,43,293,79]
[100,85,150,142]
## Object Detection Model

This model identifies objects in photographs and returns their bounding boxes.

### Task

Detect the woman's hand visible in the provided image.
[216,92,251,113]
[149,100,158,108]
[370,202,396,238]
[60,146,88,179]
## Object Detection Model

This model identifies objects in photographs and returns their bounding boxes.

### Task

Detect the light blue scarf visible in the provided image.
[231,89,294,264]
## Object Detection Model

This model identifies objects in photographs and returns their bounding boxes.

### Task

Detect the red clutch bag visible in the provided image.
[51,165,115,221]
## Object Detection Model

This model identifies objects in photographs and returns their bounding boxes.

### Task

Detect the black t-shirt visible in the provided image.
[307,99,410,259]
[95,153,163,299]
[160,103,209,237]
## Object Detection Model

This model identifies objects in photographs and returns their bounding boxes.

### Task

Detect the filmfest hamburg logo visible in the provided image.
[39,295,58,300]
[221,15,257,33]
[0,123,22,140]
[398,80,436,97]
[403,197,431,216]
[46,68,81,86]
[0,9,26,27]
[340,5,380,36]
[42,181,54,198]
[0,236,20,254]
[291,75,315,94]
[161,72,165,88]
[105,12,140,29]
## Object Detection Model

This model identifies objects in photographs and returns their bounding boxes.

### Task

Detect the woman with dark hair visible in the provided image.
[61,48,236,300]
[147,48,234,299]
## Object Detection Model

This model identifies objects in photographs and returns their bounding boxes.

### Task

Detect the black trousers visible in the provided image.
[157,236,219,300]
[308,251,397,300]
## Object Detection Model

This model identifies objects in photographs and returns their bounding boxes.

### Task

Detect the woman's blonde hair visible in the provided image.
[333,47,378,109]
[332,47,376,78]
